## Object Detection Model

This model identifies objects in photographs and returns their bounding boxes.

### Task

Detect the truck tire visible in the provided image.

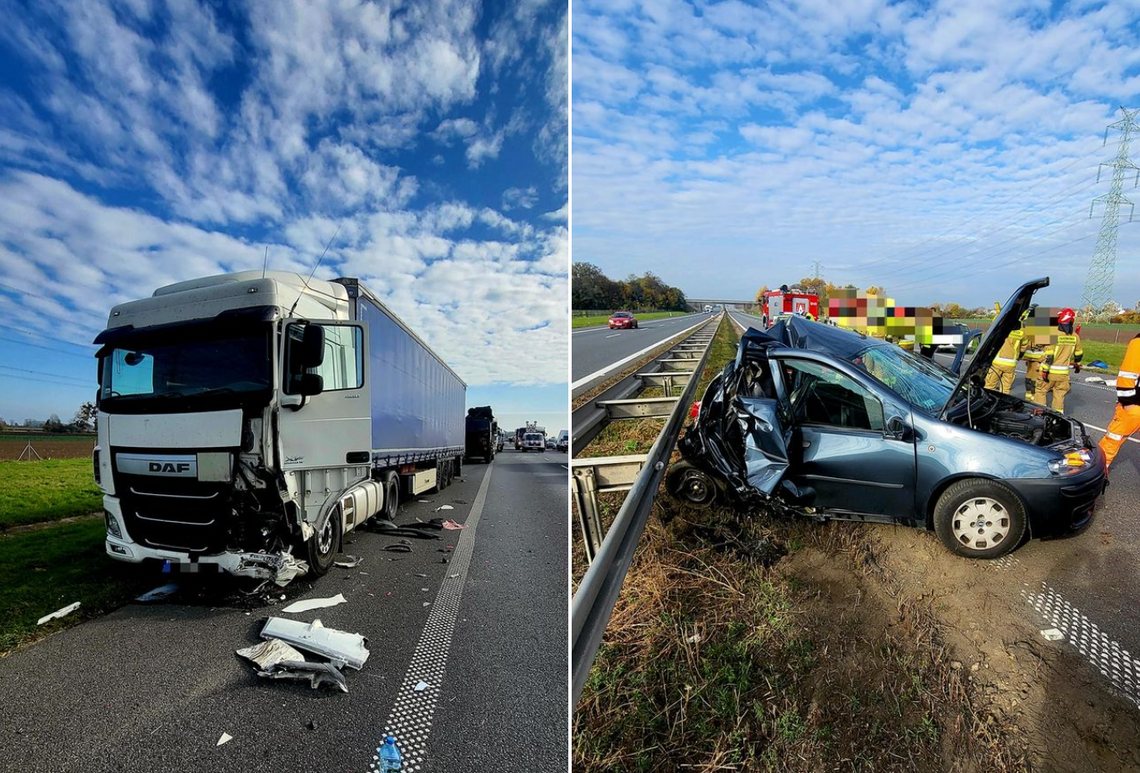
[306,506,342,577]
[933,478,1026,559]
[382,472,399,521]
[454,456,462,478]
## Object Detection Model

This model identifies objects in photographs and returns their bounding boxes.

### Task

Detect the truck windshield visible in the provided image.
[100,326,272,409]
[849,344,956,414]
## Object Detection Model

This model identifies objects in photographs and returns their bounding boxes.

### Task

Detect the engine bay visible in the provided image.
[950,388,1079,448]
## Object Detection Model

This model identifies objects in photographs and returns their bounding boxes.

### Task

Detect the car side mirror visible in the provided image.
[887,416,912,441]
[298,372,323,397]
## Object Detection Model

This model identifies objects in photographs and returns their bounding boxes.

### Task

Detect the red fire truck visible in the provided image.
[762,286,819,325]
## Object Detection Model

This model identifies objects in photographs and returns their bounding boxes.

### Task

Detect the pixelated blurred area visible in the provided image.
[829,289,964,346]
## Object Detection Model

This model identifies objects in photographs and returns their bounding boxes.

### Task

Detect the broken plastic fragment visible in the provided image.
[37,602,80,625]
[1040,628,1064,641]
[136,583,179,602]
[281,593,347,614]
[236,639,307,670]
[258,660,348,693]
[274,554,309,587]
[334,555,362,568]
[414,680,428,692]
[217,732,232,747]
[434,504,454,512]
[441,519,465,530]
[261,617,369,670]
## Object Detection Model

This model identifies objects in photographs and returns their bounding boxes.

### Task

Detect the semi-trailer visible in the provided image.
[93,271,466,581]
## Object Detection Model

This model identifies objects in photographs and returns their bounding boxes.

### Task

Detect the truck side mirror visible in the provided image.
[300,325,326,368]
[298,372,324,397]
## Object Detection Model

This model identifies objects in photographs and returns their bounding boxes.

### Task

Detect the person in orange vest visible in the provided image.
[1034,307,1082,412]
[984,326,1024,394]
[1099,333,1140,469]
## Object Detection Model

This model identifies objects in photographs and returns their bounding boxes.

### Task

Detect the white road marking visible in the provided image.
[369,463,495,772]
[1023,581,1140,709]
[604,333,619,339]
[1082,422,1140,444]
[571,318,709,390]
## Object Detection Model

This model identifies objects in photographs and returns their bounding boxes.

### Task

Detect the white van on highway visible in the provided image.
[522,432,546,452]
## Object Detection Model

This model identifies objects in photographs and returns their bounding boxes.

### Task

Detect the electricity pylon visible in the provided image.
[1082,106,1140,318]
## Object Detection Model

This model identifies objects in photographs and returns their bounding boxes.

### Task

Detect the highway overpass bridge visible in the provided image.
[685,298,760,312]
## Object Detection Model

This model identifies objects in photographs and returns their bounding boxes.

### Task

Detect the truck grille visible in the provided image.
[112,449,234,553]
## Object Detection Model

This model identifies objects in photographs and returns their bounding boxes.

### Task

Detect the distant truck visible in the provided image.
[763,286,819,324]
[93,271,466,580]
[465,406,497,463]
[703,304,713,313]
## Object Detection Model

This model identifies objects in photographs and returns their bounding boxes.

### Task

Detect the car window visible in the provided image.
[778,359,884,432]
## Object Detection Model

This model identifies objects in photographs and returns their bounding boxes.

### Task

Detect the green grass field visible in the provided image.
[1079,341,1126,372]
[571,310,692,328]
[0,458,102,529]
[0,518,148,652]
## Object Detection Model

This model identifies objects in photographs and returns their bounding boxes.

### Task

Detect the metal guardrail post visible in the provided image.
[572,466,604,563]
[570,315,721,706]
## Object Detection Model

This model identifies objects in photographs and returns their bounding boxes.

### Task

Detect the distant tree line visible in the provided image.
[573,263,688,311]
[0,402,96,434]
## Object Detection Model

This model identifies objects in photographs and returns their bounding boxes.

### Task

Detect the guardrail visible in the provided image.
[570,314,723,705]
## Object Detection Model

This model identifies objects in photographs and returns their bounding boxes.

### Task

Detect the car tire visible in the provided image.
[933,478,1026,559]
[666,461,718,509]
[306,504,343,577]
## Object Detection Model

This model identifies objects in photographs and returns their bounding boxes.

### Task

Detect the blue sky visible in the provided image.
[0,0,567,424]
[573,0,1140,311]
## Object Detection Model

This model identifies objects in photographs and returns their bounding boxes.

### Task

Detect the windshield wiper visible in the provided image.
[193,387,237,398]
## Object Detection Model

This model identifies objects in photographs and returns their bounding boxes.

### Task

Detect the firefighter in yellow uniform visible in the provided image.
[1099,333,1140,469]
[1022,346,1045,400]
[984,327,1024,394]
[1035,307,1081,412]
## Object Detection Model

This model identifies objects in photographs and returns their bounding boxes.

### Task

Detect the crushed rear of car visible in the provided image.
[667,277,1106,559]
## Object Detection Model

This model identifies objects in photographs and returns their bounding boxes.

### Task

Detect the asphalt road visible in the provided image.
[0,449,569,773]
[571,311,711,388]
[727,308,1140,703]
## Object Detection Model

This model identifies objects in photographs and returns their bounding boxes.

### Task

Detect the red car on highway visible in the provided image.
[608,311,638,329]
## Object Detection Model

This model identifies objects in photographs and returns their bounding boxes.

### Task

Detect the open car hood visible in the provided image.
[939,276,1048,417]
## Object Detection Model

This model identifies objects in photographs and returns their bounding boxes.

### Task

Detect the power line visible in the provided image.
[0,281,105,318]
[0,336,95,359]
[0,364,95,387]
[0,324,94,348]
[0,372,95,390]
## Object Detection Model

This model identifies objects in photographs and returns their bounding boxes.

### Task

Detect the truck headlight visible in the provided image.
[105,511,123,539]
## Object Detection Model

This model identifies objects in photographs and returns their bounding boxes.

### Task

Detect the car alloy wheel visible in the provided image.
[950,497,1009,550]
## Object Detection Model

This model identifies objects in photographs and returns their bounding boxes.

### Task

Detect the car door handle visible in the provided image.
[802,440,811,448]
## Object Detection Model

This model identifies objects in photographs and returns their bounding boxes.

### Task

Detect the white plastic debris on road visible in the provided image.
[258,660,348,693]
[261,617,369,669]
[274,554,309,587]
[281,593,347,614]
[1084,376,1117,386]
[37,602,80,625]
[136,583,179,602]
[236,639,307,670]
[1041,628,1064,641]
[434,504,454,512]
[216,733,232,747]
[415,680,429,692]
[334,555,363,568]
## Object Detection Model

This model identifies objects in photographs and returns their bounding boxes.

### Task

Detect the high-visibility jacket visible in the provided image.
[993,329,1024,369]
[1116,334,1140,406]
[1044,333,1082,375]
[1022,347,1045,363]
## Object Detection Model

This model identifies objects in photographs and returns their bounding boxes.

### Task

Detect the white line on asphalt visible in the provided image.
[1023,581,1140,709]
[1082,422,1140,444]
[605,333,619,338]
[571,318,709,390]
[369,463,495,772]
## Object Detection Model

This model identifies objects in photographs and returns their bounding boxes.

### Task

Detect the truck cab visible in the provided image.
[94,271,465,582]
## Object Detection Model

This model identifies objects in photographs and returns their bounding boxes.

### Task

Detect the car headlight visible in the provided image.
[1048,449,1092,475]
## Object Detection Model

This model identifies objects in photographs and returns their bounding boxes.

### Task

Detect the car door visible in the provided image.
[277,319,372,471]
[772,354,916,519]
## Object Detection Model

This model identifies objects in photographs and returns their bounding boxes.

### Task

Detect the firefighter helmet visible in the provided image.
[1058,308,1075,325]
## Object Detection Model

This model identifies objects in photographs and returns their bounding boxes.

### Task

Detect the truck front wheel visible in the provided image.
[306,506,342,577]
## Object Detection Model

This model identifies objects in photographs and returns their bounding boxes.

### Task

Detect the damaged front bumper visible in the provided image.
[103,496,307,583]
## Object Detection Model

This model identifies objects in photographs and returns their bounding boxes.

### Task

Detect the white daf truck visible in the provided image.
[94,271,466,581]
